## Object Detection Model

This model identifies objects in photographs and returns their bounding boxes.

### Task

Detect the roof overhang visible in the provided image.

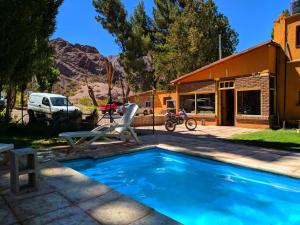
[171,40,278,84]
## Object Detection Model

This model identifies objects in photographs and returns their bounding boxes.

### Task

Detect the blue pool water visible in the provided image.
[64,148,300,225]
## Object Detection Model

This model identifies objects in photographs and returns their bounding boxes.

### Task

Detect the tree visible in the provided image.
[153,0,238,89]
[122,1,155,92]
[93,0,131,51]
[93,0,134,98]
[36,63,60,92]
[93,0,238,93]
[93,0,154,94]
[0,0,63,122]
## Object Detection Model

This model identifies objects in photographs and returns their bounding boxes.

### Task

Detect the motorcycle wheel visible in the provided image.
[185,118,197,131]
[165,120,176,132]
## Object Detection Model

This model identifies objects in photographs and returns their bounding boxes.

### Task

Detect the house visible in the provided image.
[129,5,300,128]
[128,90,177,114]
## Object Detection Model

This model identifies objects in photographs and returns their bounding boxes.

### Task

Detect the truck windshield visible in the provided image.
[50,97,71,106]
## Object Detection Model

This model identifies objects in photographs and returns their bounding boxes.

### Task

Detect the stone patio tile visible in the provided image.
[0,171,10,192]
[2,180,54,202]
[81,195,152,225]
[24,206,99,225]
[42,167,97,191]
[129,211,182,225]
[59,181,112,204]
[223,157,297,176]
[5,192,70,221]
[0,197,18,225]
[291,169,300,178]
[79,190,122,211]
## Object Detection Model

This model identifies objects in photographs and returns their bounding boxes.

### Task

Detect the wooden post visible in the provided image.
[152,89,155,135]
[176,83,180,113]
[194,93,197,114]
[215,78,220,125]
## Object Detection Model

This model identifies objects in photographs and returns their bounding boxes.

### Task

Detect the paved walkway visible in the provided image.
[0,159,180,225]
[136,125,258,139]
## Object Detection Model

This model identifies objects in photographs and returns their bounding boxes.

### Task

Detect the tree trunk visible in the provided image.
[21,84,26,126]
[120,79,126,104]
[108,87,113,123]
[5,82,16,123]
[87,85,98,107]
[125,86,131,100]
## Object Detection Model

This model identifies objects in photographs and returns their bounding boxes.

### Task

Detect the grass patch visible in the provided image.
[227,129,300,152]
[0,135,67,149]
[0,123,68,149]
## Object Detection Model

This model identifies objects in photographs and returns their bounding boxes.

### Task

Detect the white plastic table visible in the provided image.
[0,143,14,165]
[0,144,14,152]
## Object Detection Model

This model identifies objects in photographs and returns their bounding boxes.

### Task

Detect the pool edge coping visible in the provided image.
[40,149,182,225]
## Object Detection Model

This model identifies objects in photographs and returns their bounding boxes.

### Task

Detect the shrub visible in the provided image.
[78,96,93,106]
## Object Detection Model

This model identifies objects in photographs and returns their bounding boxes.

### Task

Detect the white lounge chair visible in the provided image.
[59,103,141,148]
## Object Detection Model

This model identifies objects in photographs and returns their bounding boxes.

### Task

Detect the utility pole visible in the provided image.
[219,34,222,60]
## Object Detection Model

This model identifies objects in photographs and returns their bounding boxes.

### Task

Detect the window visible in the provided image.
[180,95,195,113]
[163,97,172,105]
[196,93,215,114]
[166,100,176,109]
[50,97,71,106]
[237,90,261,115]
[145,101,152,108]
[296,26,300,47]
[297,91,300,106]
[42,97,50,106]
[219,81,234,90]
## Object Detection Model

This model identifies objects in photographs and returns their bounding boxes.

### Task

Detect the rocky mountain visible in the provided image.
[49,38,126,100]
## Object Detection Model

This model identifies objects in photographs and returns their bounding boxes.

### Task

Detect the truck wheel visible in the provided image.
[28,110,36,123]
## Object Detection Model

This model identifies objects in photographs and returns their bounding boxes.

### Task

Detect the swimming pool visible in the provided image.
[64,148,300,225]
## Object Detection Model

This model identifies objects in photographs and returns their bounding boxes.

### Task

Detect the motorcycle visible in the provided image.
[164,109,197,132]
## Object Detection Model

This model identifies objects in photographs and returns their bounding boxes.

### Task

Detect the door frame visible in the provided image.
[218,84,235,126]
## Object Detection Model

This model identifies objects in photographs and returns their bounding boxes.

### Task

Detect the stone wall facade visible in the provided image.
[176,74,272,128]
[235,74,270,117]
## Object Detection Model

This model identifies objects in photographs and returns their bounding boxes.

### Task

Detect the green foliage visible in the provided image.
[153,0,238,89]
[0,0,63,121]
[0,123,67,148]
[36,63,60,92]
[0,108,6,123]
[93,0,131,50]
[93,0,238,92]
[78,96,93,106]
[93,0,154,92]
[122,1,155,92]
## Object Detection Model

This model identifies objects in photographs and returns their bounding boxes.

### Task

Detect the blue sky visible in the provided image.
[52,0,290,56]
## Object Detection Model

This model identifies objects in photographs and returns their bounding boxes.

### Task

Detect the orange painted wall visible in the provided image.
[175,44,276,84]
[128,91,177,114]
[274,13,300,124]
